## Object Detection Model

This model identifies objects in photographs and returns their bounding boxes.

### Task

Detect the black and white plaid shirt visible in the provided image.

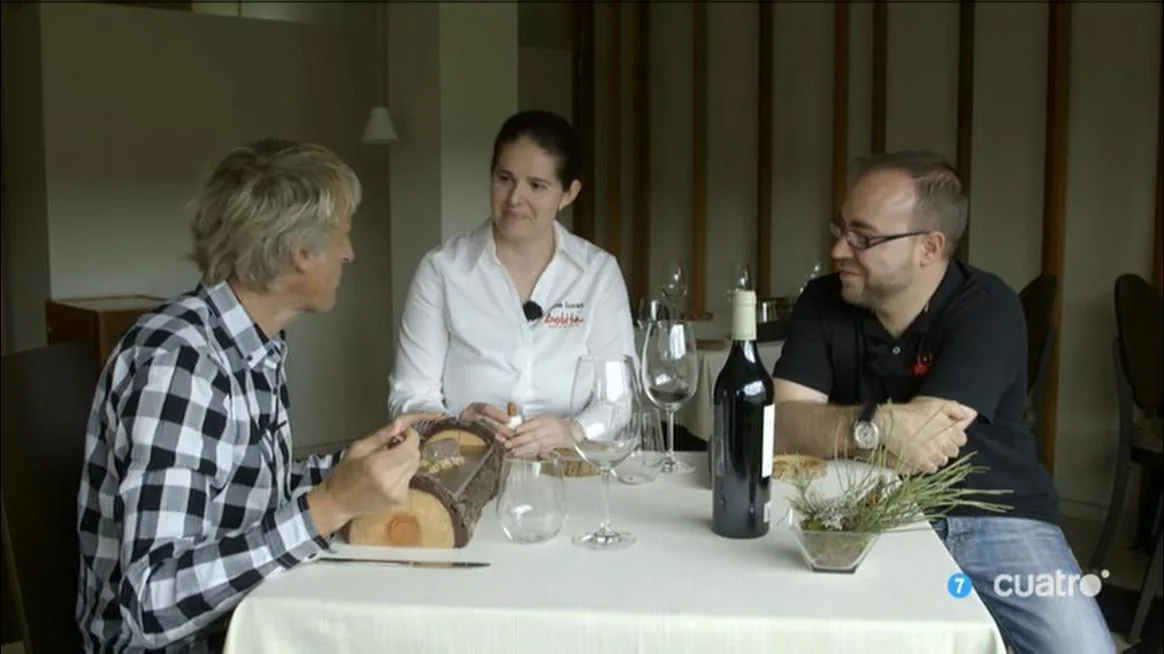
[76,281,343,652]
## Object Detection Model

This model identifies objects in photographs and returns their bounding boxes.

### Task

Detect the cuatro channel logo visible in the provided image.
[947,569,1109,599]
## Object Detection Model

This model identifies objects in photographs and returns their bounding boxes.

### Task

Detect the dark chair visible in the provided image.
[1,340,100,654]
[1018,273,1058,466]
[1090,274,1163,651]
[1125,495,1162,652]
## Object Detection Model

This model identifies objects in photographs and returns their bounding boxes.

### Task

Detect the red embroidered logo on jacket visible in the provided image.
[544,302,584,328]
[912,354,933,377]
[545,313,583,328]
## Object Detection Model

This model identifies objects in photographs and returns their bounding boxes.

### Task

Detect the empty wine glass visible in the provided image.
[728,264,752,296]
[569,354,641,550]
[640,319,699,474]
[661,261,687,313]
[725,264,753,313]
[636,297,670,330]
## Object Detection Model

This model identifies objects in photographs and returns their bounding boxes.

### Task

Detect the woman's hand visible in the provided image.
[458,402,514,439]
[505,416,579,458]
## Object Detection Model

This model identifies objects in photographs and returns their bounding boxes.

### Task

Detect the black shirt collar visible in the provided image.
[860,260,966,343]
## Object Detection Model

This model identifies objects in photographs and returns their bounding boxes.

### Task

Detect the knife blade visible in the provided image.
[315,557,490,569]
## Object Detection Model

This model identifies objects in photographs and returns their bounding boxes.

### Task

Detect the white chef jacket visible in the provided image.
[388,219,637,422]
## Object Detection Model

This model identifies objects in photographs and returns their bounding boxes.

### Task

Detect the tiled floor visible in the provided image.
[3,516,1157,654]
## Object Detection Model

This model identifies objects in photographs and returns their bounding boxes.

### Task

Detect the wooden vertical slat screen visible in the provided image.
[1039,0,1072,474]
[870,0,888,154]
[690,0,708,316]
[572,1,596,244]
[756,1,774,298]
[631,2,651,303]
[605,5,623,260]
[955,0,976,262]
[830,0,850,262]
[1154,46,1163,293]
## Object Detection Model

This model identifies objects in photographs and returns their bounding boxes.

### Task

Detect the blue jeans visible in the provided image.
[933,516,1116,654]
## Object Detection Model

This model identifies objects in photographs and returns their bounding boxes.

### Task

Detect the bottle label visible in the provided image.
[761,403,774,478]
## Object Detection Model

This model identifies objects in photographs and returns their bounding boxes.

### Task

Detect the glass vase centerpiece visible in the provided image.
[783,403,1013,573]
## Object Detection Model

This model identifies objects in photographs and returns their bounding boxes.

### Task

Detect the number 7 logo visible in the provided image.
[947,572,973,598]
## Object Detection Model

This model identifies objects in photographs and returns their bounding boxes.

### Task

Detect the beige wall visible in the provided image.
[579,2,1162,520]
[1,2,391,455]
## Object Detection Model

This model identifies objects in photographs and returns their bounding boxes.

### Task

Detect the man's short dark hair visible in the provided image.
[852,150,967,256]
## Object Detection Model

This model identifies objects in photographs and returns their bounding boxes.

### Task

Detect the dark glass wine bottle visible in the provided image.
[711,289,775,539]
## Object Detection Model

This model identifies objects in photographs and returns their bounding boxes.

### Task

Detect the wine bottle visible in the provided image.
[711,289,775,539]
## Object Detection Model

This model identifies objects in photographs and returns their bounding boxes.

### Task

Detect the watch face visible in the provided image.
[855,422,878,449]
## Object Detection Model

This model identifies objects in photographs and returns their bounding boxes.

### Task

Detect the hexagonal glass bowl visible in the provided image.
[791,522,880,574]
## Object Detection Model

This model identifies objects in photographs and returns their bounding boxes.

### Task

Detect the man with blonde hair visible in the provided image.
[76,138,432,652]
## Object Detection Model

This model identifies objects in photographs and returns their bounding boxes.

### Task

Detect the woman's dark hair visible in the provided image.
[490,110,582,188]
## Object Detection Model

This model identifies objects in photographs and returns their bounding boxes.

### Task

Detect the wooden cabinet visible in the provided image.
[45,295,164,366]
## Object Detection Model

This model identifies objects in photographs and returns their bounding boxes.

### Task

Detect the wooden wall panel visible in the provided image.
[572,2,596,244]
[955,0,976,261]
[605,5,622,261]
[756,1,773,298]
[870,0,887,153]
[631,2,651,303]
[830,0,850,263]
[1155,44,1163,293]
[690,0,707,316]
[1039,0,1072,474]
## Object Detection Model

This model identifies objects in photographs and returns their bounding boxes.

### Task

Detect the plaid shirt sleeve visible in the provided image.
[115,345,329,649]
[288,450,343,495]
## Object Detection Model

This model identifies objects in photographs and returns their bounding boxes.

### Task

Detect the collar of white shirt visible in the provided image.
[463,218,588,273]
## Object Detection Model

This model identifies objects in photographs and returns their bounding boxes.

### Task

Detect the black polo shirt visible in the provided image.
[772,259,1060,525]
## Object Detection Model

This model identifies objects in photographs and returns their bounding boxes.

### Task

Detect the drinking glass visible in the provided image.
[495,454,567,544]
[569,354,641,550]
[615,409,665,485]
[640,319,699,474]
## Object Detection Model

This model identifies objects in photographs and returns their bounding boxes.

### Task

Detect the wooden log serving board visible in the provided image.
[345,418,504,549]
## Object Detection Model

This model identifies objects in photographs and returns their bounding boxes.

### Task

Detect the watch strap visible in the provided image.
[857,401,877,425]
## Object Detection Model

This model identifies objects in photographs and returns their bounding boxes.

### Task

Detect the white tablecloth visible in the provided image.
[678,340,786,442]
[224,454,1005,654]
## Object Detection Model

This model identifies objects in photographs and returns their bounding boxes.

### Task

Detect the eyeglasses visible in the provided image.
[830,219,929,251]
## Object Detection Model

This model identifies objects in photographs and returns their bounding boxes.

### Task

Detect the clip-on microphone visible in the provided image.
[522,301,543,321]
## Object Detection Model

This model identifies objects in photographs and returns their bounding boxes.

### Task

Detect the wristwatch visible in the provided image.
[853,402,880,450]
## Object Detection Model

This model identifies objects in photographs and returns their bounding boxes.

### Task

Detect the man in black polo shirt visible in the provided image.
[772,151,1114,653]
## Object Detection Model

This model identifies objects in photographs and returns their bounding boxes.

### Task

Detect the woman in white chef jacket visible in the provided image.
[388,110,637,458]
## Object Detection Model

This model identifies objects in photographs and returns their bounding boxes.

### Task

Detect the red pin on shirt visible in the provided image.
[913,354,933,377]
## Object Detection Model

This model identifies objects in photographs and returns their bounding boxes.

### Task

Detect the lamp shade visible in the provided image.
[361,106,398,144]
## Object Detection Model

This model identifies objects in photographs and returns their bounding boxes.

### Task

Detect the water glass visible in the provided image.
[496,454,567,544]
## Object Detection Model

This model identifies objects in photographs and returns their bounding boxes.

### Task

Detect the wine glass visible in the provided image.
[614,408,665,485]
[569,354,641,550]
[727,264,752,296]
[725,264,753,315]
[640,319,699,474]
[661,261,687,314]
[636,297,669,330]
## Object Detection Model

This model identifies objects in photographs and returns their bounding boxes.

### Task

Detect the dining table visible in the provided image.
[223,452,1007,654]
